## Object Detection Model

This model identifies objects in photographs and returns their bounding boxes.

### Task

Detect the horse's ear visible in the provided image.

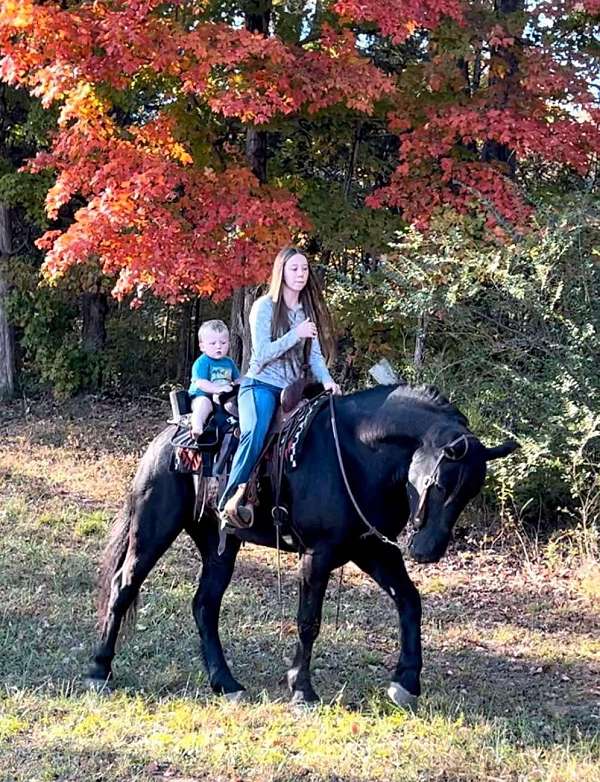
[484,440,520,460]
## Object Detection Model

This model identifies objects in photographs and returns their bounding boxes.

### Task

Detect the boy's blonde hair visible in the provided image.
[198,319,229,342]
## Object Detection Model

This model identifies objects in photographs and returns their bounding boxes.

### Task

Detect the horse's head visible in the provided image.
[406,434,519,563]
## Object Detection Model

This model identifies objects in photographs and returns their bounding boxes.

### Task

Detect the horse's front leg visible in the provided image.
[352,538,422,710]
[287,548,333,706]
[187,517,244,698]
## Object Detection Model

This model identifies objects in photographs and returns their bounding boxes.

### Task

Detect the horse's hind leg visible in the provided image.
[351,538,422,710]
[86,480,191,687]
[187,517,243,697]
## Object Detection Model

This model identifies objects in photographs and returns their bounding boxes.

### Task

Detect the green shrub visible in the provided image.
[329,199,600,529]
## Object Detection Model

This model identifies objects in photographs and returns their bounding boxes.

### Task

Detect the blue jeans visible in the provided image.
[219,378,281,509]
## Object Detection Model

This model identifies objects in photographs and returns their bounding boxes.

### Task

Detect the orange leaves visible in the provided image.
[2,0,599,301]
[0,0,395,303]
[130,116,194,166]
[58,83,113,130]
[198,25,394,122]
[0,0,33,29]
[32,106,308,302]
[0,2,392,121]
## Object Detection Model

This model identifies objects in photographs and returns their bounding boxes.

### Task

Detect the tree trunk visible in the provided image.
[81,288,108,353]
[229,286,245,370]
[245,127,268,184]
[229,0,272,372]
[413,311,429,376]
[0,205,15,399]
[481,0,524,177]
[343,124,362,201]
[230,286,256,373]
[176,300,193,384]
[243,0,271,36]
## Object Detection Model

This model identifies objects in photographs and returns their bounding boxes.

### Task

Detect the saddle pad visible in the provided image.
[279,393,329,470]
[169,424,208,475]
[170,423,218,451]
[172,446,203,475]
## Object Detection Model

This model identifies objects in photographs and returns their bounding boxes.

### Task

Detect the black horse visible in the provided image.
[86,384,518,708]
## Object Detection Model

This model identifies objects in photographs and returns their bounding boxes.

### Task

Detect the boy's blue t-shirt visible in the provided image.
[188,354,240,398]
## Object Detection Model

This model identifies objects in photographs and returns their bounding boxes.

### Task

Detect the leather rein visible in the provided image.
[328,394,474,550]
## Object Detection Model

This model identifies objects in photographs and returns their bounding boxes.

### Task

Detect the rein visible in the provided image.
[328,394,474,547]
[329,394,404,551]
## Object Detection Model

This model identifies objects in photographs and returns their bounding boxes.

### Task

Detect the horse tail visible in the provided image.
[96,492,139,640]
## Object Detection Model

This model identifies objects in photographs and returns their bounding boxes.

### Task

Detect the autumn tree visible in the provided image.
[0,0,597,322]
[0,84,56,397]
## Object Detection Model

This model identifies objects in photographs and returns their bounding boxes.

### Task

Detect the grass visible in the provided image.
[1,396,599,781]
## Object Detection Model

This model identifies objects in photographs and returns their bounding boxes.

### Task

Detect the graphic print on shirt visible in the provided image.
[210,365,234,384]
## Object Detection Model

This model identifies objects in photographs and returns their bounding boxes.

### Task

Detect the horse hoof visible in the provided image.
[223,689,245,703]
[83,676,112,694]
[387,682,418,712]
[290,690,320,709]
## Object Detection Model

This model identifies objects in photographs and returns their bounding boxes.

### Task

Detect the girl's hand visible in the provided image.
[296,319,318,339]
[324,381,342,396]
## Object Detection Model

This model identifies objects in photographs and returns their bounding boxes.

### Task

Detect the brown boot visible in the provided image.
[220,483,254,529]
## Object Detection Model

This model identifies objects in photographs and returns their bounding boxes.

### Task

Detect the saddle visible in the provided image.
[169,390,239,512]
[168,385,327,519]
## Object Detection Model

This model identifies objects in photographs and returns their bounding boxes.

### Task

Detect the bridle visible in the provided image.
[328,394,475,548]
[410,433,475,529]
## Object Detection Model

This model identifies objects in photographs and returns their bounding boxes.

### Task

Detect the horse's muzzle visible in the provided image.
[407,527,451,564]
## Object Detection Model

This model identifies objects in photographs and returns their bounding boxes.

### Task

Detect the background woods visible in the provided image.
[0,4,599,779]
[0,0,599,533]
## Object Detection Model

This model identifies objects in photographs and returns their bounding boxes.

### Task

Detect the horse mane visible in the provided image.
[389,384,467,420]
[356,383,469,445]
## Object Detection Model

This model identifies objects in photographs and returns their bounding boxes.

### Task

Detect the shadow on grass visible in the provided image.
[0,395,167,462]
[2,516,598,750]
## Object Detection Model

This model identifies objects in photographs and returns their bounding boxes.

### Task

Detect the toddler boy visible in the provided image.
[189,319,240,438]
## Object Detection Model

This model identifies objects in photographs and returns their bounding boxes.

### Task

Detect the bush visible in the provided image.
[329,198,600,530]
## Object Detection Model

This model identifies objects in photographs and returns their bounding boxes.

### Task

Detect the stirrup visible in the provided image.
[220,484,254,529]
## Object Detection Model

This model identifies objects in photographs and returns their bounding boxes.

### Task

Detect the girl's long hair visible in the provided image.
[268,246,335,365]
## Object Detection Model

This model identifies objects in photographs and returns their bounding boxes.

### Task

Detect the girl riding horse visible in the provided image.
[219,246,341,526]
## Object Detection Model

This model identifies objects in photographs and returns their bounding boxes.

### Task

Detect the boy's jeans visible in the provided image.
[218,378,280,509]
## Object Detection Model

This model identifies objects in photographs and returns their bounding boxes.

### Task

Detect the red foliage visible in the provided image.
[0,0,598,296]
[332,0,464,44]
[367,8,599,233]
[0,5,393,119]
[27,92,308,301]
[367,159,534,233]
[0,1,395,300]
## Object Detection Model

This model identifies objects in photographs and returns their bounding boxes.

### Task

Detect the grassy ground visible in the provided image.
[1,396,599,782]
